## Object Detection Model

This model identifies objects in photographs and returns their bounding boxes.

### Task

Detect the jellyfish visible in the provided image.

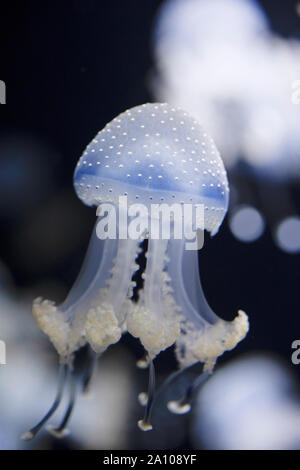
[23,103,248,438]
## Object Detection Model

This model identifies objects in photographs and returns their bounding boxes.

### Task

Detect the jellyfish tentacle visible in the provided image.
[167,236,218,326]
[127,234,181,360]
[85,234,141,354]
[81,350,99,395]
[47,369,77,438]
[104,237,141,324]
[138,359,156,431]
[136,354,150,369]
[32,223,119,360]
[33,217,141,360]
[21,364,68,441]
[62,220,115,311]
[167,370,211,415]
[167,236,249,373]
[138,392,149,406]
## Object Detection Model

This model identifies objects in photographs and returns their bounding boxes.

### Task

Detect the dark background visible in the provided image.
[0,0,300,449]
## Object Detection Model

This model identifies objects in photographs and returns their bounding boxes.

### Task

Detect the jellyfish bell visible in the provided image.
[26,103,248,438]
[74,102,229,223]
